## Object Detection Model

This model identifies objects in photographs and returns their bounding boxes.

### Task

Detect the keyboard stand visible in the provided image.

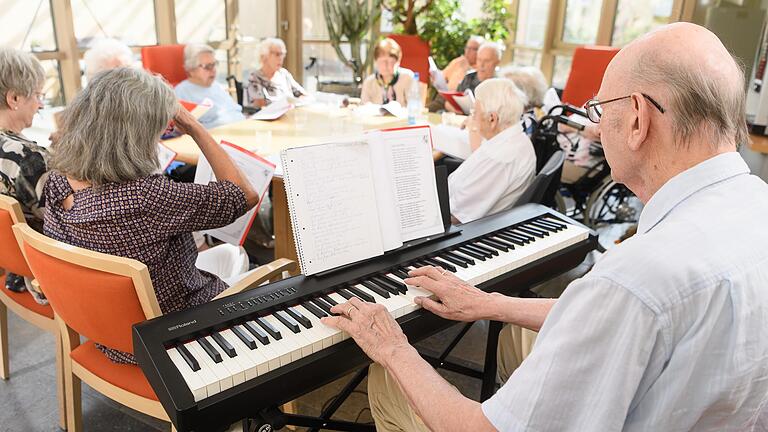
[249,367,375,432]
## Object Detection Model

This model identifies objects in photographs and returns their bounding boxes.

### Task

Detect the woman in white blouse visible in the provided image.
[243,38,306,108]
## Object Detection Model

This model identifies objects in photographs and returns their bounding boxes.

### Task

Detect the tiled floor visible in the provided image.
[0,225,616,431]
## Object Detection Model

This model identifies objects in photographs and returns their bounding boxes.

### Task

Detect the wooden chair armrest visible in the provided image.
[213,258,298,300]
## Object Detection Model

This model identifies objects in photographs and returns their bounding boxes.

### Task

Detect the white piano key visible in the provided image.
[167,347,208,402]
[190,340,235,392]
[219,329,269,379]
[262,315,304,363]
[184,342,222,396]
[294,305,337,350]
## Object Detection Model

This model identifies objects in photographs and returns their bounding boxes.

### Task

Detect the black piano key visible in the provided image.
[176,344,200,372]
[540,218,567,230]
[516,226,546,238]
[321,294,338,306]
[198,337,222,363]
[255,316,282,340]
[504,230,533,243]
[232,325,257,349]
[211,332,237,358]
[346,285,376,303]
[488,236,516,250]
[338,288,358,301]
[458,246,486,261]
[444,250,474,265]
[437,252,468,268]
[312,298,335,315]
[470,242,499,256]
[462,244,492,258]
[521,222,550,234]
[243,321,270,344]
[424,257,456,273]
[360,280,394,297]
[495,231,526,246]
[392,268,411,280]
[373,274,408,294]
[302,301,327,318]
[274,310,301,333]
[286,306,313,329]
[479,237,509,252]
[530,220,559,232]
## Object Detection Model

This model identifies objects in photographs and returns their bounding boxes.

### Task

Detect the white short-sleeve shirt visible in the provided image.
[447,123,535,223]
[481,152,768,431]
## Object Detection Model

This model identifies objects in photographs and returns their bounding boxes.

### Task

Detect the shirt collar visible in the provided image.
[637,152,750,234]
[482,122,524,149]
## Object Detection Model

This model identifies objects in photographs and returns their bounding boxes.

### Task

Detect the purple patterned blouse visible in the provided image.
[43,171,248,363]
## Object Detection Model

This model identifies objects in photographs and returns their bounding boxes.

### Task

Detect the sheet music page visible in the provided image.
[430,124,471,160]
[282,141,384,275]
[378,126,444,241]
[194,141,275,245]
[367,131,404,251]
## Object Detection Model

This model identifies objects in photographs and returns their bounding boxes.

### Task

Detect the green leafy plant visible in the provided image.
[323,0,382,84]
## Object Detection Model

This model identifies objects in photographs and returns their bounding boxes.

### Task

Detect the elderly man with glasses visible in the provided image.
[174,44,245,129]
[321,23,768,432]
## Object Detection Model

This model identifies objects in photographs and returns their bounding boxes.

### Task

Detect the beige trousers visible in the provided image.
[368,324,538,432]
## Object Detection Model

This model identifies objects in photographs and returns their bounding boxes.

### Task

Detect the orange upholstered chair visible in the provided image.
[560,45,621,108]
[0,195,66,429]
[388,34,430,84]
[141,44,187,87]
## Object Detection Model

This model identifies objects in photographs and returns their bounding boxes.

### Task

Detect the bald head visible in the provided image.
[603,22,746,149]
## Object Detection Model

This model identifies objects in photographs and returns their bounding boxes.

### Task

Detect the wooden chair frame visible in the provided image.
[0,195,66,429]
[13,221,297,431]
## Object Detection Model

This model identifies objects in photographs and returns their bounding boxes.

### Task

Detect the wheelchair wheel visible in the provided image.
[584,178,642,227]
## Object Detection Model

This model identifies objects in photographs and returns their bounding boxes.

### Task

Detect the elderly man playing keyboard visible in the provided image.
[322,22,768,432]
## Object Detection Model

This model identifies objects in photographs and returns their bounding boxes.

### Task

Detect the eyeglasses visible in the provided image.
[584,93,665,123]
[270,50,287,58]
[29,92,45,103]
[197,61,218,71]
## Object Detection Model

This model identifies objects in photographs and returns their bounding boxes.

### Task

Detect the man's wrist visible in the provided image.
[381,342,418,371]
[478,292,507,322]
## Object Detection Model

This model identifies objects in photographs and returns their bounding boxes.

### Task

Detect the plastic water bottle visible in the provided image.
[407,72,422,125]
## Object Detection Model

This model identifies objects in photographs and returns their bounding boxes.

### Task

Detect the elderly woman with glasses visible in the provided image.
[175,43,245,129]
[0,48,49,300]
[243,38,307,109]
[45,67,260,364]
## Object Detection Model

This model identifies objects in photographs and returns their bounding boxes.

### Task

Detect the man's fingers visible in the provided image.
[415,296,450,317]
[321,315,357,335]
[404,275,448,295]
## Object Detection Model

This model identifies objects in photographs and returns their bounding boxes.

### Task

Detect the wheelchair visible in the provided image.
[530,106,642,230]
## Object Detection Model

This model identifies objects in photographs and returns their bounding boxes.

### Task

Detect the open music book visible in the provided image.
[281,125,443,275]
[439,90,475,115]
[194,141,275,245]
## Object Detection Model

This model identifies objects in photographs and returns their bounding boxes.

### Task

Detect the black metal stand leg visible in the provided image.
[480,321,503,401]
[308,366,370,432]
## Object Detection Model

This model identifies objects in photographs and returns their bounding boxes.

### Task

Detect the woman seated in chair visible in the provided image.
[243,38,307,109]
[448,78,535,224]
[44,67,260,364]
[360,38,416,106]
[0,48,50,302]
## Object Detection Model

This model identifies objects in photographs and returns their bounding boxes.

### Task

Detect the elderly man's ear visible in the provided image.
[627,92,651,151]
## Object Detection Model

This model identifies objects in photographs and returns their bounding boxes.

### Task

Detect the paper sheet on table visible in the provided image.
[250,98,293,120]
[354,101,407,118]
[194,141,275,245]
[180,98,213,119]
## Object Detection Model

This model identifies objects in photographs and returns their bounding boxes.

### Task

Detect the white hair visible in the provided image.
[467,35,486,46]
[83,38,133,81]
[474,78,527,129]
[0,48,45,109]
[478,41,502,61]
[183,43,215,72]
[259,37,287,60]
[53,68,177,185]
[499,65,548,110]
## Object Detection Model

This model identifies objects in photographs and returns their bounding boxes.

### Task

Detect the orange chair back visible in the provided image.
[141,44,187,87]
[388,34,430,84]
[0,196,33,277]
[13,224,161,355]
[560,45,621,108]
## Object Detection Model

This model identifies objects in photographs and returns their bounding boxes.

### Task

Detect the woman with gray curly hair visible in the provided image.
[0,48,48,300]
[44,67,259,364]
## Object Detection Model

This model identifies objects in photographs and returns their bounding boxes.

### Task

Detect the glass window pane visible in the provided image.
[515,0,551,48]
[303,0,329,40]
[40,59,65,107]
[510,48,542,68]
[175,0,227,44]
[552,55,573,88]
[611,0,673,47]
[1,0,57,52]
[72,0,156,47]
[302,43,355,86]
[562,0,603,45]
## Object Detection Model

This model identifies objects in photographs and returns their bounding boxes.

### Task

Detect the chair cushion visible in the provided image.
[0,274,53,319]
[70,340,159,401]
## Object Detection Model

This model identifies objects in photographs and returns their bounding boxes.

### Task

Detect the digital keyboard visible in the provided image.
[133,204,597,431]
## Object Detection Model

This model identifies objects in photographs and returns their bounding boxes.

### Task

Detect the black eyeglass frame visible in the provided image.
[584,93,665,123]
